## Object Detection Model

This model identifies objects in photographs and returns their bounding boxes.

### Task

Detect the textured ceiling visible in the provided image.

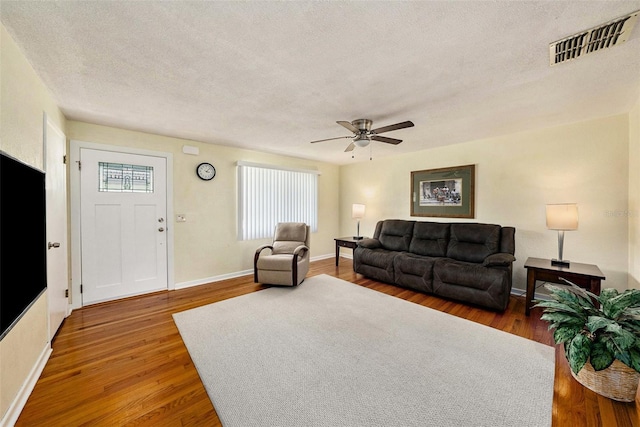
[2,1,640,165]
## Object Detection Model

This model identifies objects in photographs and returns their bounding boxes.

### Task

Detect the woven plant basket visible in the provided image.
[571,359,640,402]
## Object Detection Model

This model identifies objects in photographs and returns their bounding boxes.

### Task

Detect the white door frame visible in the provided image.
[69,140,175,310]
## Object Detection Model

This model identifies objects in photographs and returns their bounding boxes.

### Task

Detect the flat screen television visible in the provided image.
[0,151,47,340]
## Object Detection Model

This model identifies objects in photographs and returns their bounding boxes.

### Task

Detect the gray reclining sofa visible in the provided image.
[353,219,516,311]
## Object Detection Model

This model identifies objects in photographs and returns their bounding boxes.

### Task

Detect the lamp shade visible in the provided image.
[546,204,578,230]
[352,203,366,219]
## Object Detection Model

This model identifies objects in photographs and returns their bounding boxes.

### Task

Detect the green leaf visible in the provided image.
[604,290,640,319]
[545,285,595,310]
[618,319,640,334]
[590,341,615,371]
[553,326,582,344]
[586,316,615,334]
[540,312,584,326]
[627,347,640,373]
[598,288,619,306]
[533,300,582,314]
[615,350,633,368]
[567,334,591,374]
[609,328,637,351]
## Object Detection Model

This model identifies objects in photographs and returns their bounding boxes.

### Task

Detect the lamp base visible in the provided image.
[551,259,570,268]
[353,236,364,240]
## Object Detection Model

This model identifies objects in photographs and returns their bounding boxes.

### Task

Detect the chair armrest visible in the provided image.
[293,245,309,258]
[254,245,274,283]
[483,253,516,267]
[358,238,382,249]
[255,245,273,256]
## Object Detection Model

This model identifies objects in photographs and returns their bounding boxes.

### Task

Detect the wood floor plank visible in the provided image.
[14,257,639,426]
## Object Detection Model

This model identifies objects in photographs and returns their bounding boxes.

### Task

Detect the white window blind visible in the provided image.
[238,162,319,240]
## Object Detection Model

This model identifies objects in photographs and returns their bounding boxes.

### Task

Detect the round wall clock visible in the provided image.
[196,162,216,181]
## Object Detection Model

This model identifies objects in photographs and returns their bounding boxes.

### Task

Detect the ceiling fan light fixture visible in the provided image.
[354,134,370,147]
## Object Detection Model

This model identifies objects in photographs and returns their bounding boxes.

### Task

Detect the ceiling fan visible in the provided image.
[310,119,414,152]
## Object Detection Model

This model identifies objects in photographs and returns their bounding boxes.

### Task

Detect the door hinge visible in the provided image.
[63,155,67,164]
[65,289,69,298]
[76,161,81,170]
[80,284,83,293]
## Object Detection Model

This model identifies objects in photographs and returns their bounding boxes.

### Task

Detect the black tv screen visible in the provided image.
[0,151,47,340]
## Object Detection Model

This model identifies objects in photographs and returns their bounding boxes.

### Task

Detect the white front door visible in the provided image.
[80,148,168,305]
[45,116,69,340]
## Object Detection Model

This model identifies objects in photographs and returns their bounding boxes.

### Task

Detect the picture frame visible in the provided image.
[410,164,475,218]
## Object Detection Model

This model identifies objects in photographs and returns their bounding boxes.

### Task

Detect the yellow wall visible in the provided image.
[67,121,340,286]
[0,24,67,420]
[340,115,630,292]
[629,96,640,289]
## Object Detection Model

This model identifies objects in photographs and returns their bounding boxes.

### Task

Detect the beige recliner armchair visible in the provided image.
[254,222,310,286]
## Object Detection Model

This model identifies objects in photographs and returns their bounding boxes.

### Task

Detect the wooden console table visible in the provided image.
[524,257,605,316]
[334,237,364,266]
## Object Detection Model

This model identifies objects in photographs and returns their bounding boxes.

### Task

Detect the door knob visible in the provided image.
[48,242,61,250]
[158,227,165,232]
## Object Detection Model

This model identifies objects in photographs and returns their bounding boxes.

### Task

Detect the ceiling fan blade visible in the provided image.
[337,120,358,133]
[371,135,402,145]
[344,142,355,152]
[310,136,352,144]
[371,121,414,134]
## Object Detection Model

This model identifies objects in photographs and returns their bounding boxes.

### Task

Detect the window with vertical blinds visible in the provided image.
[237,162,319,240]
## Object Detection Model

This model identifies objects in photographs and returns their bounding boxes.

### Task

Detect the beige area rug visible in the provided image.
[173,274,555,426]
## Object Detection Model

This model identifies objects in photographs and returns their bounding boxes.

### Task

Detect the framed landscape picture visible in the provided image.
[410,164,475,218]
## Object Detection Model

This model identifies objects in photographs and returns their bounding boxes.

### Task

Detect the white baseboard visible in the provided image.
[311,253,334,262]
[175,269,254,289]
[1,344,52,427]
[175,253,335,290]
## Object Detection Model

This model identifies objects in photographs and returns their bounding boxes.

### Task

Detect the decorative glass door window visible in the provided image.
[99,162,154,193]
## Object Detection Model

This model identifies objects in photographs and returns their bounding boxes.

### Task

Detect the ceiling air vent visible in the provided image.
[550,10,639,66]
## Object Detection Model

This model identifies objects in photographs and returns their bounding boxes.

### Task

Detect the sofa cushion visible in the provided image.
[353,246,396,284]
[378,220,415,252]
[409,222,450,257]
[500,227,516,254]
[433,258,511,311]
[394,252,435,293]
[446,224,501,263]
[355,247,397,269]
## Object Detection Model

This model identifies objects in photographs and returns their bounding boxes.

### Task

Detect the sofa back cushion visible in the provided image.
[409,222,450,257]
[446,224,501,263]
[378,220,415,252]
[500,226,516,255]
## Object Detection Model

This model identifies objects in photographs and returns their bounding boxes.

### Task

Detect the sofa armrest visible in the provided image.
[358,238,382,249]
[483,253,516,267]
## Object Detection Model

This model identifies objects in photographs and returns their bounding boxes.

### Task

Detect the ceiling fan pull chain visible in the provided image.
[370,144,372,161]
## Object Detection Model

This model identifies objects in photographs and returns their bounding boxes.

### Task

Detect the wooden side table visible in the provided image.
[524,257,605,316]
[334,237,364,266]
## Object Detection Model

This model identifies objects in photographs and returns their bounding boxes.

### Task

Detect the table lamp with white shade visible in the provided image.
[352,204,365,240]
[546,203,578,267]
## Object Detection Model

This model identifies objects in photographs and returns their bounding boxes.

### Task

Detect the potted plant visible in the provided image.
[534,283,640,402]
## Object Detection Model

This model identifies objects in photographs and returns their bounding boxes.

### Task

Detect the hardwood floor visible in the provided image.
[16,258,640,426]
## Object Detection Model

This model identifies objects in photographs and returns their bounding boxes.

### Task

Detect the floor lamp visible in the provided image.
[546,203,578,267]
